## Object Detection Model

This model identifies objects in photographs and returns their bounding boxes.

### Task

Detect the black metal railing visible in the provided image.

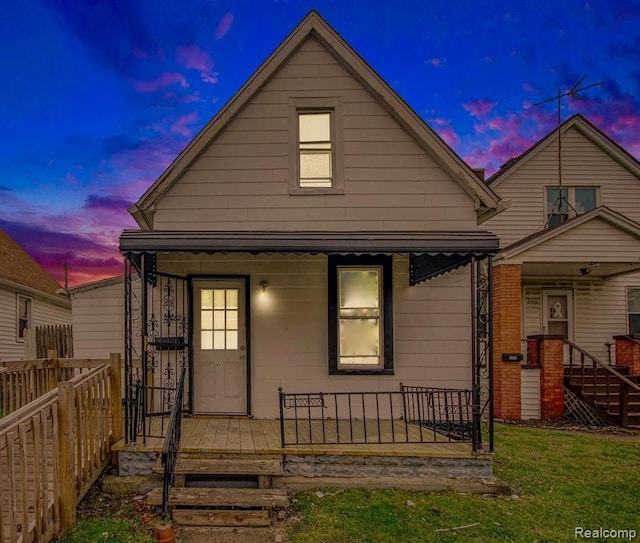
[161,366,186,519]
[278,384,475,447]
[401,385,474,441]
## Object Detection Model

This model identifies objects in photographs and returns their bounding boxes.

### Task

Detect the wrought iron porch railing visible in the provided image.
[401,385,474,441]
[564,339,640,426]
[161,366,186,519]
[278,385,476,448]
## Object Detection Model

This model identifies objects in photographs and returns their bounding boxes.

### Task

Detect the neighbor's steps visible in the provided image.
[146,487,289,508]
[152,455,283,477]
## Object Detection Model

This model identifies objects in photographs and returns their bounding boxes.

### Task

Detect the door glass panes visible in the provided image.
[338,268,381,366]
[547,295,568,338]
[627,288,640,335]
[299,112,332,188]
[574,188,597,214]
[200,288,239,350]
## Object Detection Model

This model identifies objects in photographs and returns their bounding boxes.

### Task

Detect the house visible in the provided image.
[114,11,503,502]
[0,228,71,360]
[69,275,125,358]
[484,114,640,424]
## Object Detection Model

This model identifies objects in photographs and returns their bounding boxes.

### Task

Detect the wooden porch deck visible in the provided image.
[114,416,482,458]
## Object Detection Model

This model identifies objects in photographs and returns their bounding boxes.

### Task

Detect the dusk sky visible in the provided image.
[1,0,639,286]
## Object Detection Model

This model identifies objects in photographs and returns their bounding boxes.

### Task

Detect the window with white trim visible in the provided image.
[17,295,31,341]
[298,111,332,188]
[627,287,640,335]
[545,186,598,227]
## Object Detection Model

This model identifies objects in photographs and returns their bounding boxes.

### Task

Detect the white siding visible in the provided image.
[0,285,71,361]
[517,218,640,262]
[486,127,640,247]
[521,275,640,363]
[153,36,477,232]
[158,253,473,418]
[71,280,125,358]
[521,367,540,419]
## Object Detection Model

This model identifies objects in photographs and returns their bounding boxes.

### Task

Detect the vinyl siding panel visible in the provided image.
[519,218,640,262]
[521,368,540,419]
[71,280,125,358]
[0,285,71,361]
[153,36,477,231]
[521,274,640,363]
[486,127,640,247]
[157,253,473,418]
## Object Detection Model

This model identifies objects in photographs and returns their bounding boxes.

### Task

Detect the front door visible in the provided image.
[193,279,247,414]
[542,289,573,339]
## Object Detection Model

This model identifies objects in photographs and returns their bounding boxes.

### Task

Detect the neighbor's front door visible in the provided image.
[542,289,573,339]
[193,279,247,414]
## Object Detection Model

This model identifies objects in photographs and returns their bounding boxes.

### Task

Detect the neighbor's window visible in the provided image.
[328,255,393,374]
[298,111,332,188]
[17,295,31,341]
[546,186,598,227]
[627,288,640,335]
[200,288,238,350]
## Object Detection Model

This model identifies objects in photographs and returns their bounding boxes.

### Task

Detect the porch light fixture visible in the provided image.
[260,280,269,296]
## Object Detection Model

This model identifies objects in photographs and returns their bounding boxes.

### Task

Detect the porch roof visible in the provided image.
[120,230,499,284]
[119,229,499,255]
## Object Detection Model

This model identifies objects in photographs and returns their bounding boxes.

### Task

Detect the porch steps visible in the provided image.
[565,366,640,428]
[148,453,288,527]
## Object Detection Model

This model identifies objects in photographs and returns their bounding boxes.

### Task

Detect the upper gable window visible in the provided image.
[288,98,343,194]
[545,186,598,227]
[299,112,332,188]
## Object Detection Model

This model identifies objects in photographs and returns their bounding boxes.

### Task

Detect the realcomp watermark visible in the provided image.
[575,527,637,540]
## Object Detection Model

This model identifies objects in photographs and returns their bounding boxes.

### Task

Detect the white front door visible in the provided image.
[193,279,247,414]
[542,289,573,339]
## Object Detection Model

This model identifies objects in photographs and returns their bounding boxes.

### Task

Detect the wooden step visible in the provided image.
[146,487,289,508]
[172,508,271,527]
[153,456,283,476]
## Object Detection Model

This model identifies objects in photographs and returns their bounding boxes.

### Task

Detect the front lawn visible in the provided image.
[287,424,640,542]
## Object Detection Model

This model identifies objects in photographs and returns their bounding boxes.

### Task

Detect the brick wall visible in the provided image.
[614,336,640,375]
[539,338,564,419]
[492,264,522,420]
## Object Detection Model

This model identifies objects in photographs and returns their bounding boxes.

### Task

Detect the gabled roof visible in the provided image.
[496,206,640,261]
[130,10,500,228]
[488,114,640,187]
[0,228,69,304]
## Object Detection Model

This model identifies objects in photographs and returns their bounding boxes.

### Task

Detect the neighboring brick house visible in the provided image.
[484,114,640,421]
[0,229,71,360]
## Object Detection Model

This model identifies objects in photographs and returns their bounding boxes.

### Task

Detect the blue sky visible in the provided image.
[1,0,639,285]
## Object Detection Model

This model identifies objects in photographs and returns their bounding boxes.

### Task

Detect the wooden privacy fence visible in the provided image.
[36,325,73,359]
[0,354,122,543]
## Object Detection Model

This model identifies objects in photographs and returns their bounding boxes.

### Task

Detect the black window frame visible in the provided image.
[328,254,394,375]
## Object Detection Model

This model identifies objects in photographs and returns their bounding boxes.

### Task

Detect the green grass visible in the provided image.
[55,518,154,543]
[287,425,640,543]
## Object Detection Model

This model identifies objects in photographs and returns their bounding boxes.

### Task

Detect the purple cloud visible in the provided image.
[170,112,199,139]
[84,194,133,211]
[463,99,496,118]
[428,117,460,147]
[215,13,234,40]
[134,72,188,92]
[0,219,123,287]
[176,44,213,72]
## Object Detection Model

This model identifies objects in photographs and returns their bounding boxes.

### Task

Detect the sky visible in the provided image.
[1,0,639,287]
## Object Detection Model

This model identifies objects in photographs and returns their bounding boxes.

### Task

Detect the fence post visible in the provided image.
[110,353,123,444]
[57,381,76,530]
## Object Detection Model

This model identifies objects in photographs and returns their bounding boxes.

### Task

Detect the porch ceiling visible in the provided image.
[522,261,640,280]
[119,230,499,255]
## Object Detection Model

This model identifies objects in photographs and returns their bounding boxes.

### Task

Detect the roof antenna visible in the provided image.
[64,261,68,290]
[534,77,603,228]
